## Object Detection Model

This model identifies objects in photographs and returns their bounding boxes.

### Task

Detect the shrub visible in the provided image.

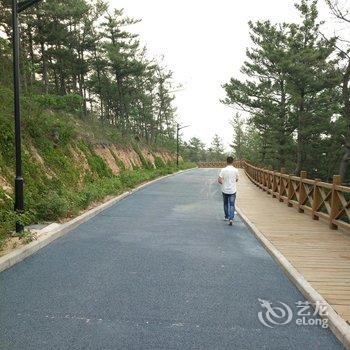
[133,146,154,169]
[82,145,112,178]
[35,191,69,221]
[30,94,83,114]
[154,156,165,168]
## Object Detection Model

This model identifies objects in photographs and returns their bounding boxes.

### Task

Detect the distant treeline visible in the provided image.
[181,134,227,163]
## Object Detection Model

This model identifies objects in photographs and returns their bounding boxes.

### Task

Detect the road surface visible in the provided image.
[0,169,343,349]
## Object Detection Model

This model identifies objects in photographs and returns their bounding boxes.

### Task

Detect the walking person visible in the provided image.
[218,156,239,226]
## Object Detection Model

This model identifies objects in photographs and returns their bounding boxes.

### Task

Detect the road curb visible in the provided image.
[236,206,350,350]
[0,168,195,273]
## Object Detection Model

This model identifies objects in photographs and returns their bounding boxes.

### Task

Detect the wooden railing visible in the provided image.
[243,161,350,232]
[197,161,243,168]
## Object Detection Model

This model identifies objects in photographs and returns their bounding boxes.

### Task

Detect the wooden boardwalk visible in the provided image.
[237,169,350,324]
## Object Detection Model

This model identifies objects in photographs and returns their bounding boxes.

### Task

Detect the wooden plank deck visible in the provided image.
[237,169,350,324]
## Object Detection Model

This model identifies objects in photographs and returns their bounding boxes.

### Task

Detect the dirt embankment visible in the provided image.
[0,143,177,192]
[93,145,176,174]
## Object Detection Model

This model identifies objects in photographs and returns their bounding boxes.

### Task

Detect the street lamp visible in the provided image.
[12,0,42,234]
[176,123,190,166]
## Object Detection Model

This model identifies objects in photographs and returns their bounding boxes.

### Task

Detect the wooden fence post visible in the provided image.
[287,174,293,207]
[262,168,268,191]
[329,175,341,230]
[298,171,307,213]
[311,179,321,220]
[279,168,285,202]
[267,166,272,192]
[272,171,277,198]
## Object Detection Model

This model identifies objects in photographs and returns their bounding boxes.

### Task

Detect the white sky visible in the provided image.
[112,0,332,149]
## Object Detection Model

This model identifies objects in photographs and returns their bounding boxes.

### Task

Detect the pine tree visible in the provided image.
[326,0,350,182]
[223,0,341,176]
[230,113,246,160]
[210,134,225,161]
[222,20,296,168]
[186,137,206,162]
[285,0,340,174]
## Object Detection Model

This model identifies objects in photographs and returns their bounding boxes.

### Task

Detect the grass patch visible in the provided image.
[0,162,194,244]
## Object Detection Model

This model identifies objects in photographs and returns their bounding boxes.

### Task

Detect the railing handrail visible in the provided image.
[242,160,350,232]
[197,161,243,168]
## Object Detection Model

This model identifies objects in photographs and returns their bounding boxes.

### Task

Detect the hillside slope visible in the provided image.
[0,87,189,245]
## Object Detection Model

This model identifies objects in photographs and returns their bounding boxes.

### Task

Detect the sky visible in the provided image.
[111,0,331,149]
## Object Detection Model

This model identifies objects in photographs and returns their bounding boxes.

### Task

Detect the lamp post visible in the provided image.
[176,123,190,166]
[12,0,42,234]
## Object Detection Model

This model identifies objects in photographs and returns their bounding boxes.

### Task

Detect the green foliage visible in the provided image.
[0,86,12,114]
[182,137,207,162]
[35,191,69,221]
[31,94,83,113]
[0,0,194,247]
[0,190,34,246]
[110,152,126,171]
[222,0,344,179]
[0,93,193,244]
[80,144,113,178]
[0,0,178,144]
[209,134,225,161]
[181,135,229,163]
[0,38,12,87]
[154,156,165,168]
[133,145,154,169]
[25,113,76,147]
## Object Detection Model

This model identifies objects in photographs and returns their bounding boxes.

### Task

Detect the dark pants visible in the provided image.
[222,192,236,220]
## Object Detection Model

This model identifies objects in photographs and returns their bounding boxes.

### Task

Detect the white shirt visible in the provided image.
[219,166,239,194]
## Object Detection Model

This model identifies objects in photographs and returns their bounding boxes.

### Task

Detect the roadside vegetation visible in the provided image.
[0,0,194,246]
[0,87,193,247]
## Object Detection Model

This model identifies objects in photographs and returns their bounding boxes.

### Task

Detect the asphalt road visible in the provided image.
[0,169,344,350]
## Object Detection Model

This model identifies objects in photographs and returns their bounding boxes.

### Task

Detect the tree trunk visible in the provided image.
[27,25,35,88]
[50,57,59,94]
[339,60,350,182]
[295,91,306,175]
[278,79,287,168]
[40,41,48,93]
[340,142,350,182]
